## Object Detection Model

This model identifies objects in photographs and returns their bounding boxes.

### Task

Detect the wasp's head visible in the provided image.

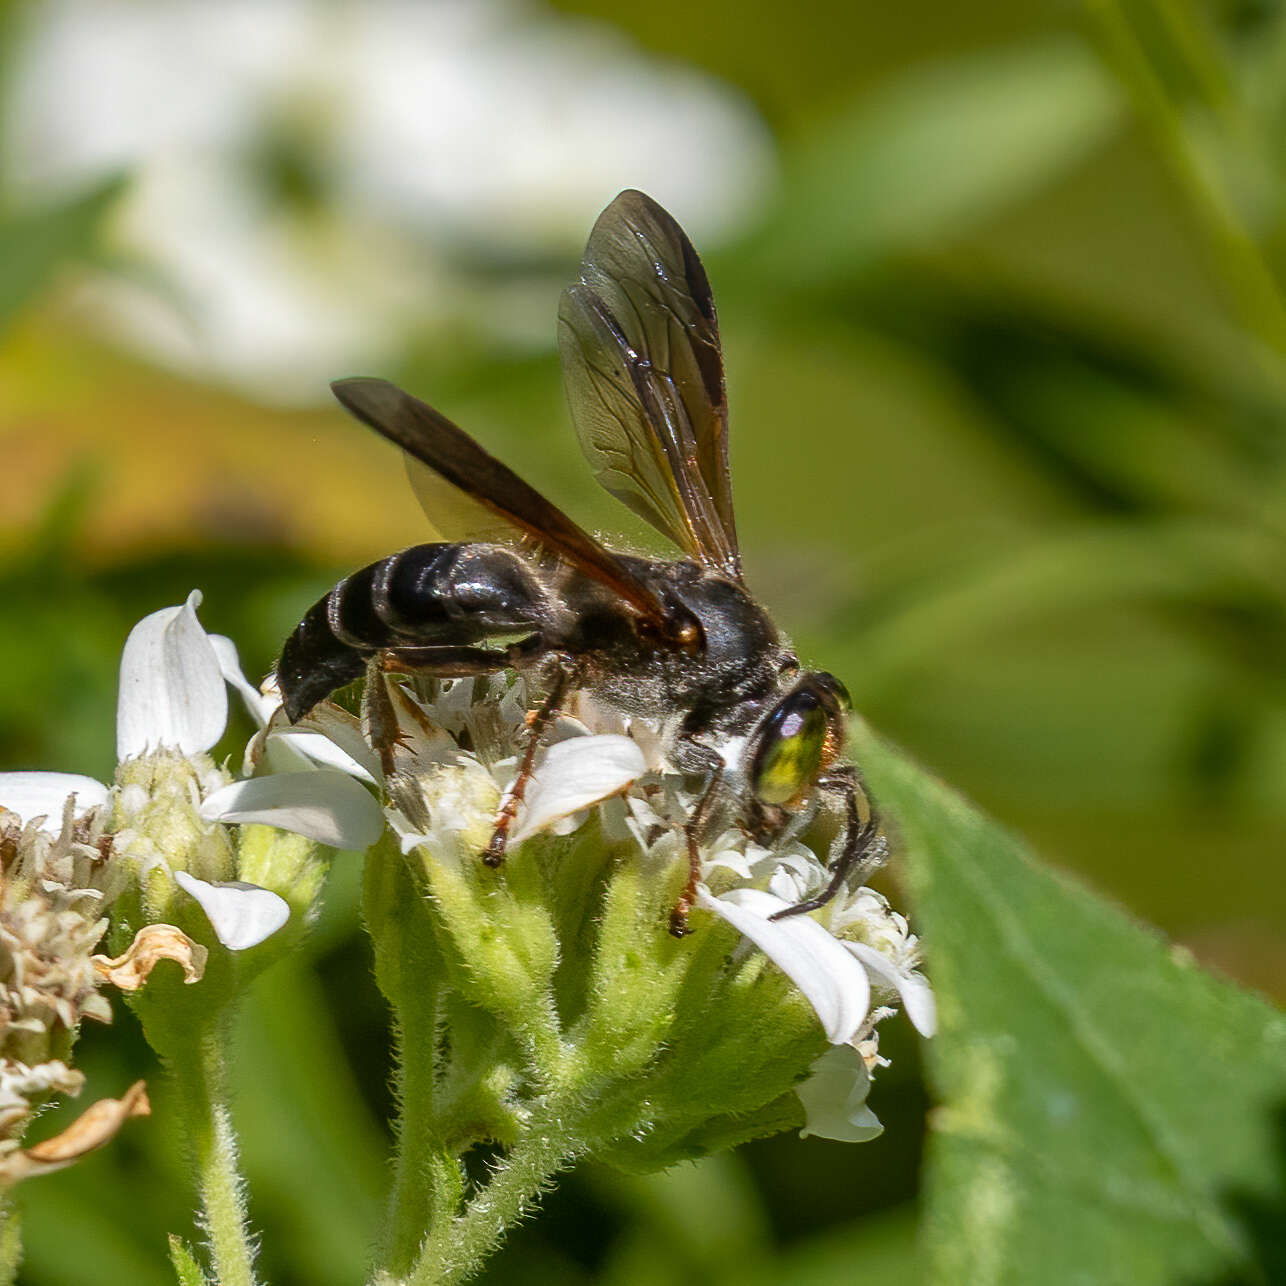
[748,672,850,809]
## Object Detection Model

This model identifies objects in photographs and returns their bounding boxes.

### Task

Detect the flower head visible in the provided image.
[0,797,150,1182]
[1,592,383,960]
[320,668,932,1151]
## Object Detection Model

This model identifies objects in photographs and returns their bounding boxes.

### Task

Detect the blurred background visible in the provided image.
[2,0,1284,1281]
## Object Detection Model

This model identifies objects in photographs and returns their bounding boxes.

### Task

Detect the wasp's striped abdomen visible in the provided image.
[276,542,547,721]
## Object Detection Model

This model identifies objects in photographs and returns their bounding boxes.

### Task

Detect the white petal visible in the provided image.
[509,735,646,844]
[698,887,870,1045]
[209,634,277,727]
[843,941,938,1038]
[796,1045,884,1143]
[248,727,312,776]
[703,848,755,880]
[199,771,384,850]
[274,730,380,784]
[0,772,109,830]
[768,863,809,904]
[173,871,290,951]
[117,591,227,760]
[287,703,384,783]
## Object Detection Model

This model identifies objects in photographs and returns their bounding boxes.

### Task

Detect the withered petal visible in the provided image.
[92,924,208,990]
[1,1080,150,1183]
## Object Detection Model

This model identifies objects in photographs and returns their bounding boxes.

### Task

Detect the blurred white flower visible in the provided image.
[6,0,775,399]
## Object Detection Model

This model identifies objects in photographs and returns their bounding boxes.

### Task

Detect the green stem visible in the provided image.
[406,1118,579,1286]
[380,998,463,1277]
[171,1019,258,1286]
[1151,0,1241,124]
[0,1194,20,1286]
[364,834,469,1282]
[1084,0,1286,366]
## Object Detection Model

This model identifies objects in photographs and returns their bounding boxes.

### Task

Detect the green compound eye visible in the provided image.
[751,689,829,807]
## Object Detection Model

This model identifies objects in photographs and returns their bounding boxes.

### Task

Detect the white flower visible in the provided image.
[0,773,109,834]
[313,672,932,1057]
[826,886,937,1038]
[507,735,646,844]
[4,0,775,399]
[173,872,291,952]
[304,675,648,859]
[0,592,384,950]
[116,595,229,762]
[294,669,931,1146]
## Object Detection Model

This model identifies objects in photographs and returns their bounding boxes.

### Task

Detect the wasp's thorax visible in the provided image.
[564,555,788,725]
[565,558,847,780]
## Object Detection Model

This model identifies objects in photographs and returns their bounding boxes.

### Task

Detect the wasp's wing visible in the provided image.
[331,377,672,628]
[558,190,740,578]
[403,456,515,544]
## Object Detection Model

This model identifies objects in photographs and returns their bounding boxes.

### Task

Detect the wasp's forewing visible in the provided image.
[558,189,740,579]
[330,377,673,629]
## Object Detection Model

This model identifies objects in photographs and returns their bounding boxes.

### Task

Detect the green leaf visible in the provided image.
[747,38,1120,283]
[166,1236,210,1286]
[851,723,1286,1285]
[0,173,128,334]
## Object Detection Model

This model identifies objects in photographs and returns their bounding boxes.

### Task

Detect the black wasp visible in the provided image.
[277,190,880,935]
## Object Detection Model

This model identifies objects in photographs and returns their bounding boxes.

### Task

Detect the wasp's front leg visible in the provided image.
[769,764,883,921]
[668,736,727,937]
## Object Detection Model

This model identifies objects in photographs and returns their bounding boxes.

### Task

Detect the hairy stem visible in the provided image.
[170,1018,258,1286]
[406,1118,579,1286]
[365,834,466,1281]
[379,996,463,1278]
[1084,0,1286,366]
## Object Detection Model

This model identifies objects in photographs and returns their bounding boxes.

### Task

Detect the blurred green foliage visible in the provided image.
[1,0,1284,1282]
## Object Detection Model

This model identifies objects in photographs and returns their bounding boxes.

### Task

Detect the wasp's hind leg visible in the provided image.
[361,657,404,779]
[366,645,514,777]
[769,765,884,921]
[483,653,580,868]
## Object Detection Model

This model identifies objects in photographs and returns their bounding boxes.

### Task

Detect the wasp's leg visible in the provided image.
[362,646,518,777]
[361,657,405,778]
[769,765,883,921]
[668,737,726,937]
[382,644,518,678]
[483,654,579,868]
